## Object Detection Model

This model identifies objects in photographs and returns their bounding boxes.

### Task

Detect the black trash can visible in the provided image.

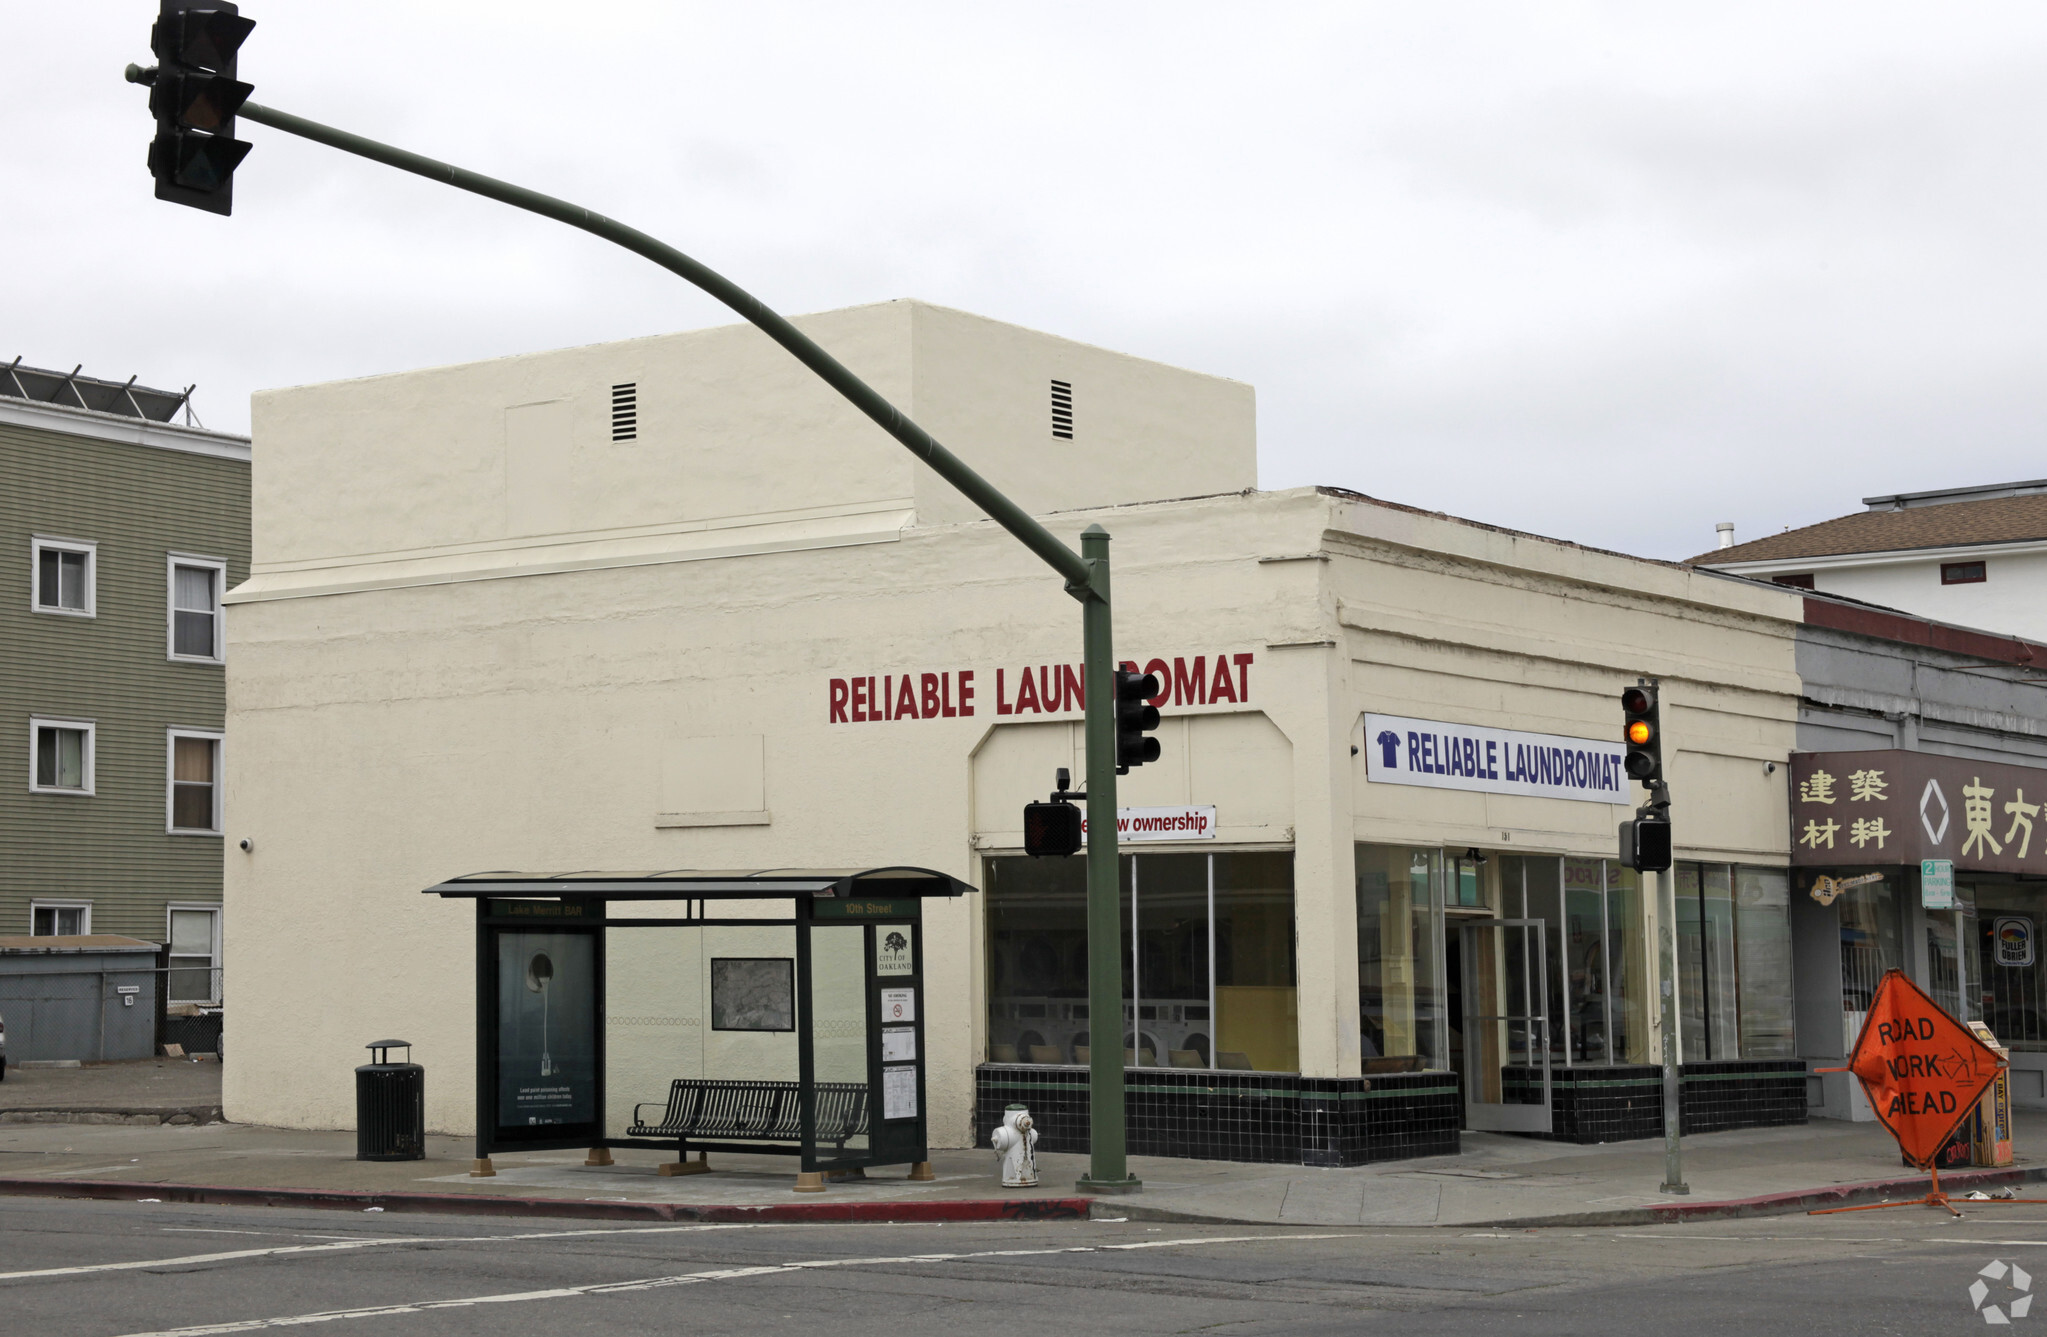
[356,1039,425,1162]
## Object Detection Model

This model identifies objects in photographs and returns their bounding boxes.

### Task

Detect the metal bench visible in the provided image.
[627,1078,869,1164]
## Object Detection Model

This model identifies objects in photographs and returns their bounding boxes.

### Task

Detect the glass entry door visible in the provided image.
[1460,918,1552,1134]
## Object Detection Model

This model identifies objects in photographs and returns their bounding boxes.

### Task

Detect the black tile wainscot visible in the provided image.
[974,1064,1461,1168]
[1499,1059,1808,1144]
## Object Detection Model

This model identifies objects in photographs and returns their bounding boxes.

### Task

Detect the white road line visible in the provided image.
[111,1233,1354,1336]
[0,1222,781,1281]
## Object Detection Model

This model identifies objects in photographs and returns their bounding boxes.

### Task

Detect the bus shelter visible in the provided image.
[424,867,972,1192]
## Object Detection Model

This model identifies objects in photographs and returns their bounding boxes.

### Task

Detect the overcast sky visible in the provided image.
[14,4,2047,560]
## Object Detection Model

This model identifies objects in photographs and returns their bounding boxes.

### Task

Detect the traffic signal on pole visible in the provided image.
[142,1,256,215]
[1621,683,1662,785]
[1115,666,1162,773]
[1619,815,1673,873]
[1023,800,1082,858]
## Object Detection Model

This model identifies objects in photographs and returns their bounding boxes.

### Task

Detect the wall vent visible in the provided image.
[1050,379,1073,439]
[611,382,637,441]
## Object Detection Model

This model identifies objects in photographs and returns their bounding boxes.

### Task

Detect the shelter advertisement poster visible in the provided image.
[1846,968,2002,1166]
[496,931,597,1131]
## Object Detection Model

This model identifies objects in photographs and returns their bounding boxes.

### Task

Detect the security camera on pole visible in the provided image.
[1618,680,1685,1195]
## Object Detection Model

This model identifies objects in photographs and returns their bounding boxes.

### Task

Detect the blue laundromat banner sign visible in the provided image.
[1363,712,1630,806]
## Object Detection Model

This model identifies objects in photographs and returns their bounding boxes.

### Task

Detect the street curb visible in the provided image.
[0,1177,1093,1224]
[1102,1166,2047,1230]
[1469,1165,2047,1229]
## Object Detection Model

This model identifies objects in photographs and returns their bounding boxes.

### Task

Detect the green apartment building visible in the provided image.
[2,361,249,1040]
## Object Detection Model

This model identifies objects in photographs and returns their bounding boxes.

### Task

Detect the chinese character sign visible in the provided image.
[1790,751,2047,875]
[1847,969,2003,1167]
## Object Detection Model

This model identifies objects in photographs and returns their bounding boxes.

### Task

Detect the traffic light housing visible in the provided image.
[1023,800,1082,858]
[143,1,256,215]
[1621,683,1662,785]
[1115,666,1162,773]
[1619,815,1672,872]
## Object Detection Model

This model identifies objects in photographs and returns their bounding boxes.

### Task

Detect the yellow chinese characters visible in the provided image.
[1799,771,1836,805]
[1848,769,1888,803]
[2005,790,2039,861]
[1962,778,2003,860]
[1800,817,1840,850]
[1849,817,1890,850]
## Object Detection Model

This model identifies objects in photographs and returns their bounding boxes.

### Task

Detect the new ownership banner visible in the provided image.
[1079,805,1216,844]
[1363,712,1630,806]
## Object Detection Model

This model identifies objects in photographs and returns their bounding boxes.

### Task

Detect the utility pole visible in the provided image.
[125,27,1143,1193]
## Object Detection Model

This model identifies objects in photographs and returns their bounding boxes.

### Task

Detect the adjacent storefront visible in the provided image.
[1792,749,2047,1113]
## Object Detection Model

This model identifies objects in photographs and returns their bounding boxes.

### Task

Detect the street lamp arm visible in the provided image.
[231,98,1097,598]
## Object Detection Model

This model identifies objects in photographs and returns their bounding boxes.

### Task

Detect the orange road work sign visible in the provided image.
[1847,969,2003,1166]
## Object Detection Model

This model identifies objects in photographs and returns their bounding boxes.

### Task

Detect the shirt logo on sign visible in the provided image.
[1376,730,1400,769]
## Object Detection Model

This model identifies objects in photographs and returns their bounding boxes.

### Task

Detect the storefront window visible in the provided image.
[1130,854,1208,1066]
[1607,865,1649,1063]
[1674,866,1738,1061]
[1838,874,1901,1053]
[985,851,1297,1071]
[984,856,1090,1065]
[1355,845,1443,1070]
[1674,862,1795,1061]
[1733,868,1795,1058]
[1972,877,2044,1050]
[1215,852,1298,1072]
[1560,858,1609,1064]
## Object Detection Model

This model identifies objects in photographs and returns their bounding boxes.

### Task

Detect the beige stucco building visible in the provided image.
[225,300,1812,1164]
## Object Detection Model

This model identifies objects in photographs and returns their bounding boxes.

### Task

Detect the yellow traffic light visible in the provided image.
[1627,720,1653,746]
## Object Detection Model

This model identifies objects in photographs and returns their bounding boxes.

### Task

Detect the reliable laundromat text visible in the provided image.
[828,652,1256,723]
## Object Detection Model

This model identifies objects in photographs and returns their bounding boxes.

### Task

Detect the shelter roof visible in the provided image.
[424,867,976,899]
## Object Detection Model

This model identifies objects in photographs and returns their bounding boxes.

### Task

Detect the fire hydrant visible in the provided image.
[991,1103,1038,1187]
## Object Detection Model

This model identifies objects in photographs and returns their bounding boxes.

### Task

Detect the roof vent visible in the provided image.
[611,382,637,442]
[1050,379,1073,440]
[1715,522,1735,549]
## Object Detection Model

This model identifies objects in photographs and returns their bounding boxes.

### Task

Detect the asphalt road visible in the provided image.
[3,1196,2045,1335]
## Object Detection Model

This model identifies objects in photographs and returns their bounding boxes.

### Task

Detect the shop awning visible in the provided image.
[422,866,976,900]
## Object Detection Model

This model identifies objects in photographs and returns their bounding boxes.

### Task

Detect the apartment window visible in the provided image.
[31,537,95,616]
[1942,561,1987,585]
[168,556,225,661]
[167,906,221,1004]
[168,730,222,834]
[29,717,94,794]
[31,902,90,936]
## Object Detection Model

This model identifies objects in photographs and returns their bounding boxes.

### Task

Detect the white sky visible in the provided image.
[14,3,2047,560]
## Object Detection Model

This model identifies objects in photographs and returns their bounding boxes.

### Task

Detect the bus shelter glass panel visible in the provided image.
[805,922,871,1161]
[604,922,704,1144]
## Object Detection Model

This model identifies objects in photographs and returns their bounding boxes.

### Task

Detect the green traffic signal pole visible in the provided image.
[178,88,1140,1193]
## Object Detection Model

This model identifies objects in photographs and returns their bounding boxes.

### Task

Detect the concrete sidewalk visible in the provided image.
[2,1060,2039,1226]
[0,1055,224,1124]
